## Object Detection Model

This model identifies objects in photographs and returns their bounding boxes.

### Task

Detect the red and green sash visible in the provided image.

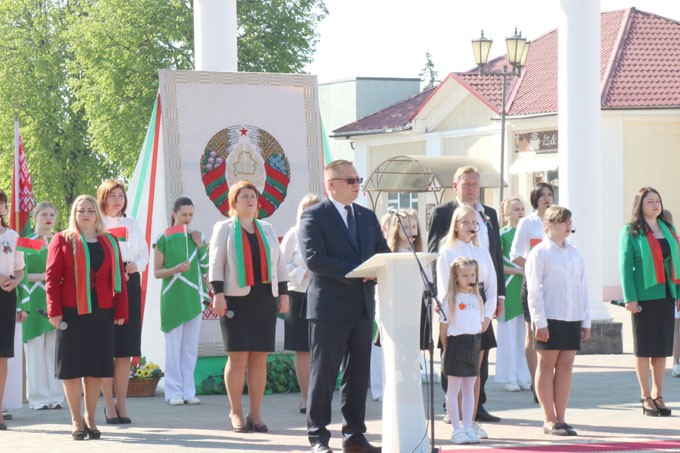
[234,218,272,288]
[639,220,680,289]
[73,233,123,315]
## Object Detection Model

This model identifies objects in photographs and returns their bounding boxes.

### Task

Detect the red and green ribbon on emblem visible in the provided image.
[639,220,680,289]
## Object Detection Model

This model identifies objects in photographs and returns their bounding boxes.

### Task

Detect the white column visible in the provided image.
[558,0,610,320]
[425,135,442,156]
[354,141,370,208]
[194,0,237,72]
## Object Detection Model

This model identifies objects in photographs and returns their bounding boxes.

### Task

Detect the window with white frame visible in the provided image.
[387,192,419,211]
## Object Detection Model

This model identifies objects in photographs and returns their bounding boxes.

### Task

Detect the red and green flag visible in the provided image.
[16,237,44,254]
[10,114,35,237]
[164,224,187,240]
[107,226,128,242]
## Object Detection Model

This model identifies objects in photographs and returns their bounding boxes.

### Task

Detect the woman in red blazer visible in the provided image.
[46,195,128,441]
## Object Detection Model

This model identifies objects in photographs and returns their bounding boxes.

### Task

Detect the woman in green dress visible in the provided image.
[153,197,209,406]
[22,201,64,410]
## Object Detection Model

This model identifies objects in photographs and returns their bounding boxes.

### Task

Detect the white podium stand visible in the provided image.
[348,252,438,453]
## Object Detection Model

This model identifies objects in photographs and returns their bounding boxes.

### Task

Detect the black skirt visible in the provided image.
[632,298,675,357]
[534,319,582,351]
[520,279,531,323]
[56,305,115,379]
[220,282,277,352]
[443,334,481,377]
[0,288,17,357]
[113,271,142,357]
[284,290,309,352]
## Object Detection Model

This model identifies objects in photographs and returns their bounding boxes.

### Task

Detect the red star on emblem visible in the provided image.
[240,127,248,136]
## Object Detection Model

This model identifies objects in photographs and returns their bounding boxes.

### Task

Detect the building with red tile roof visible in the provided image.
[329,7,680,297]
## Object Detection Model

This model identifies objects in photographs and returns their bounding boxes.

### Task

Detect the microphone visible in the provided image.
[469,283,476,287]
[37,308,68,330]
[387,207,403,217]
[610,299,642,313]
[571,229,576,233]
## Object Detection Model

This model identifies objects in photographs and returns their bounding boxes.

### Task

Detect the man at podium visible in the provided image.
[299,160,390,453]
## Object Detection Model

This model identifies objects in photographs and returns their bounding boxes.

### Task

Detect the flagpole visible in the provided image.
[12,105,20,232]
[185,225,189,263]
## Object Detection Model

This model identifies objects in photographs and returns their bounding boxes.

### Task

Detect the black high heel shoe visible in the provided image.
[104,407,120,424]
[115,405,132,424]
[641,397,660,416]
[71,429,86,441]
[652,397,671,416]
[84,424,102,440]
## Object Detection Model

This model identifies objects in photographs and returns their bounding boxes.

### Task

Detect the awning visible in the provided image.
[363,155,502,208]
[509,152,559,175]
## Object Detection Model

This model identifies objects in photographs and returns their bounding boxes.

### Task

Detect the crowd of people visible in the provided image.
[0,161,678,453]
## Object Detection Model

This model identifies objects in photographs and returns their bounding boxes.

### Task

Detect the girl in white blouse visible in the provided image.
[436,205,496,440]
[526,205,590,436]
[439,256,485,444]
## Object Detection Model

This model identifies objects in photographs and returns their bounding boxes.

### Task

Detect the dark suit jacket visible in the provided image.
[427,200,505,298]
[299,198,391,321]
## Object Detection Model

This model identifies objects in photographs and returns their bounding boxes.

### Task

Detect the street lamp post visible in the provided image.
[471,29,529,202]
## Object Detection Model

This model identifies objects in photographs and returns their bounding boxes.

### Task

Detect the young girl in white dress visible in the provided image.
[440,256,485,445]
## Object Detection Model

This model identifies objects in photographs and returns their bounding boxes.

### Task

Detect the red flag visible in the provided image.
[10,116,35,236]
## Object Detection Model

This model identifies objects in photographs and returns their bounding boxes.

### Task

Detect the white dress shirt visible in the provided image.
[102,215,149,272]
[526,237,591,330]
[0,228,25,275]
[329,196,353,227]
[439,292,484,336]
[436,240,497,320]
[510,212,544,261]
[281,227,310,293]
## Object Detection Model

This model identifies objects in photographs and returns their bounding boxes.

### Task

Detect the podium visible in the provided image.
[347,252,439,453]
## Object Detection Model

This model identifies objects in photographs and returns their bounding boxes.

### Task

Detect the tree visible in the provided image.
[419,50,439,90]
[0,0,327,227]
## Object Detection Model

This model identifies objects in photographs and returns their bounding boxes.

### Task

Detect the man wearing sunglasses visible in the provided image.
[427,166,505,433]
[299,160,390,453]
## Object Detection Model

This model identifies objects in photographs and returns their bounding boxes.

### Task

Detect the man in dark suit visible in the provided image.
[299,160,390,453]
[427,166,505,427]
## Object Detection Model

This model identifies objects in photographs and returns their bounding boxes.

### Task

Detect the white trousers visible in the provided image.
[164,314,201,401]
[24,330,64,409]
[494,315,531,384]
[3,323,22,409]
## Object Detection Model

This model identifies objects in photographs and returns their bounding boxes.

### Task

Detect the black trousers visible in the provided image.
[307,317,372,446]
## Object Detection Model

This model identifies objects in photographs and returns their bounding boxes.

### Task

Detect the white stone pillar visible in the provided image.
[194,0,237,72]
[558,0,610,321]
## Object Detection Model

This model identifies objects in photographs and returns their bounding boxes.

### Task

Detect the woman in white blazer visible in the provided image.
[209,180,289,434]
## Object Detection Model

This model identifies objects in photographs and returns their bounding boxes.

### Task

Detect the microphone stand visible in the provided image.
[393,211,444,453]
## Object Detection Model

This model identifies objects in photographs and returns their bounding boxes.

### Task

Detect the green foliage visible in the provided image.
[0,0,327,228]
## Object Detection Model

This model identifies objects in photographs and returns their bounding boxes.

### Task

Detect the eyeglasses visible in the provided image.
[457,220,479,227]
[332,177,363,185]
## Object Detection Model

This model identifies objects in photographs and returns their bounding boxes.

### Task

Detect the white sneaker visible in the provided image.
[451,429,470,444]
[505,382,521,392]
[185,396,201,405]
[672,364,680,377]
[474,421,488,439]
[168,396,184,406]
[465,428,481,444]
[518,381,532,390]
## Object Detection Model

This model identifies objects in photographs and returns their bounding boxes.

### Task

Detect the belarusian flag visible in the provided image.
[10,114,35,237]
[164,224,187,240]
[16,237,44,254]
[107,226,128,242]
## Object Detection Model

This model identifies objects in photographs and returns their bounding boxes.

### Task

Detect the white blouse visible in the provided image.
[439,292,484,337]
[526,237,591,329]
[102,215,149,272]
[436,240,497,320]
[510,212,544,261]
[0,228,25,275]
[281,227,310,293]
